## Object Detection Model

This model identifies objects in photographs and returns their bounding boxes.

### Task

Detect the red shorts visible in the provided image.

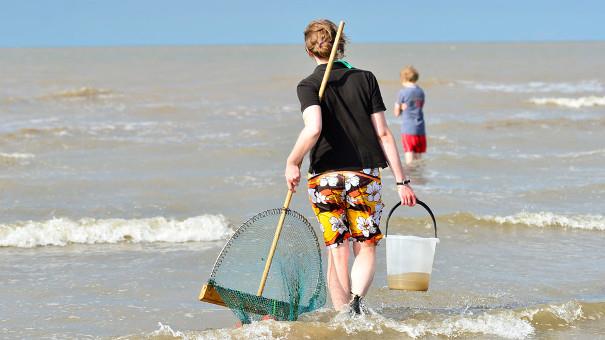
[402,134,427,153]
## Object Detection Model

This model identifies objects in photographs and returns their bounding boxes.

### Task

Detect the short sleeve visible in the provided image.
[368,72,386,113]
[396,88,407,104]
[296,79,320,113]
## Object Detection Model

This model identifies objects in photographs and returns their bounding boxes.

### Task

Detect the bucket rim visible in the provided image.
[386,235,440,242]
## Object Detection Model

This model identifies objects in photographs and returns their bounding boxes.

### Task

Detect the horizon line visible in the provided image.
[1,38,604,49]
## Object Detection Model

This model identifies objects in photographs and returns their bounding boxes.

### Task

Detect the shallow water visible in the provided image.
[1,42,604,339]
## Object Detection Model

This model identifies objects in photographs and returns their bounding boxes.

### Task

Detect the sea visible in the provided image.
[1,42,604,339]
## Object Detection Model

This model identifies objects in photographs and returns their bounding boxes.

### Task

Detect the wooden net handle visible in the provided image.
[256,190,293,296]
[318,20,345,100]
[257,21,345,297]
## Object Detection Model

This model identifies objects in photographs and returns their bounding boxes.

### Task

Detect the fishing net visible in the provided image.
[205,208,326,324]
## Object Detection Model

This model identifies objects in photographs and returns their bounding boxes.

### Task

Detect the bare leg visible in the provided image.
[404,152,414,165]
[413,152,422,161]
[350,241,376,297]
[327,239,351,311]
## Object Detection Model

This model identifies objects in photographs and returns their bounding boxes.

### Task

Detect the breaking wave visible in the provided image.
[391,211,605,232]
[430,116,605,131]
[0,152,35,159]
[41,87,116,100]
[477,212,605,231]
[428,211,605,231]
[0,121,188,144]
[139,300,604,339]
[517,148,605,159]
[460,80,603,94]
[2,87,119,104]
[529,96,605,108]
[0,152,35,166]
[0,214,232,248]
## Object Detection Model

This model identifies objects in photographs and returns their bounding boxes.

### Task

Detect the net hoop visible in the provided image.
[208,208,323,294]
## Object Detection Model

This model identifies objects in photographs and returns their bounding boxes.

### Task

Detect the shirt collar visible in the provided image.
[314,61,349,73]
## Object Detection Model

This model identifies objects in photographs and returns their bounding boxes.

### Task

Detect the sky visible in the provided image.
[0,0,604,47]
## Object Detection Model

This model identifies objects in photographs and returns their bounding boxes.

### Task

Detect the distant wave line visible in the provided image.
[391,211,605,231]
[40,87,116,100]
[0,214,233,248]
[459,80,603,94]
[1,87,118,104]
[529,96,605,108]
[0,152,35,159]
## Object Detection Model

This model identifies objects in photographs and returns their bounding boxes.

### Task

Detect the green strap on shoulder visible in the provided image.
[335,60,354,69]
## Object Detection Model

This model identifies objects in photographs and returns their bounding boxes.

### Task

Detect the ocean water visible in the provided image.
[1,42,604,339]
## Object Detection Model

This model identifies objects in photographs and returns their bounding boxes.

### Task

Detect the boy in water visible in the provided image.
[394,66,426,165]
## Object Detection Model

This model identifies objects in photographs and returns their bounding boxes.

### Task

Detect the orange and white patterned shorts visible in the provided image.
[307,168,384,248]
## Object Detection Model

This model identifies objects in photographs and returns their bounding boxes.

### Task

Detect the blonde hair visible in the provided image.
[304,19,347,59]
[400,66,419,83]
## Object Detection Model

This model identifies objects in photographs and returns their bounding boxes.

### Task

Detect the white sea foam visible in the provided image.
[1,120,180,143]
[479,212,605,231]
[517,148,605,160]
[144,300,601,340]
[154,320,291,340]
[558,148,605,158]
[385,312,534,339]
[0,152,35,159]
[461,80,603,94]
[529,96,605,108]
[41,87,117,100]
[151,322,188,338]
[156,313,533,340]
[521,300,584,324]
[0,214,232,248]
[332,309,534,339]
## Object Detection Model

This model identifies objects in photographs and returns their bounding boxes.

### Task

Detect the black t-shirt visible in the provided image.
[297,62,388,174]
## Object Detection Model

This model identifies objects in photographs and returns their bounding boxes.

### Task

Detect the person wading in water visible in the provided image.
[285,19,416,314]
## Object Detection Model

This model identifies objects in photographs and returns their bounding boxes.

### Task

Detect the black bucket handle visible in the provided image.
[384,199,437,238]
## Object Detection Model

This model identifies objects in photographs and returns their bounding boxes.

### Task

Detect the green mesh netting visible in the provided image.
[207,208,326,323]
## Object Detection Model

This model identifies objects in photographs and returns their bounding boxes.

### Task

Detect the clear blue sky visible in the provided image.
[1,0,604,47]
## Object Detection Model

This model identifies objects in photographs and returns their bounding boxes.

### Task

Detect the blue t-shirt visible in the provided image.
[397,85,426,135]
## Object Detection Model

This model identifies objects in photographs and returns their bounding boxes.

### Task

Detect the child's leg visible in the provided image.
[327,240,351,311]
[402,134,415,165]
[404,152,415,165]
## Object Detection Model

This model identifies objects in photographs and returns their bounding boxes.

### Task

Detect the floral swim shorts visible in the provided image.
[307,168,384,248]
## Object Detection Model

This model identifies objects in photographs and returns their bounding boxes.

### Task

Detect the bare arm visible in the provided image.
[393,102,407,117]
[285,105,322,192]
[371,111,416,206]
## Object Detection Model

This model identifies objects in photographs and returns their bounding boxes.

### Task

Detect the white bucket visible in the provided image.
[386,235,439,291]
[384,200,439,291]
